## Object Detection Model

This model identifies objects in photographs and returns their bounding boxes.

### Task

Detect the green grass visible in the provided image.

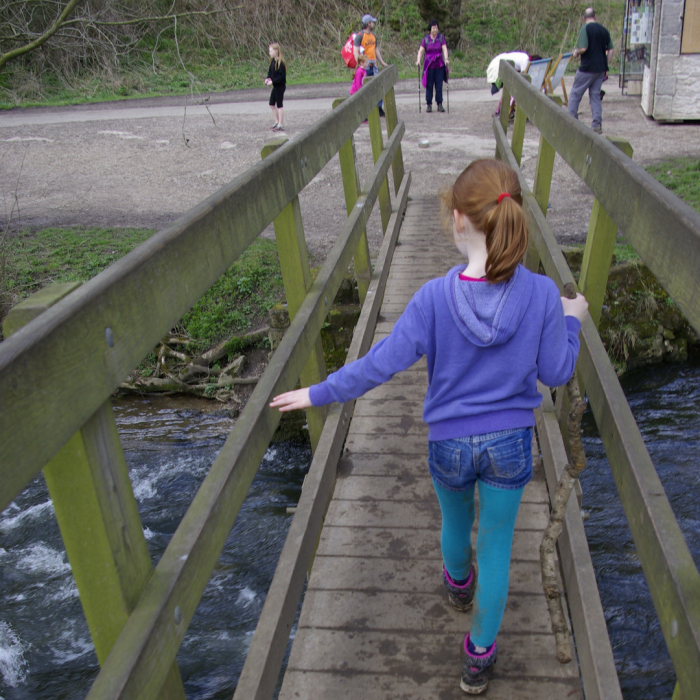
[594,159,700,271]
[0,227,283,349]
[0,0,625,109]
[2,227,154,291]
[180,238,283,349]
[612,242,639,264]
[645,157,700,213]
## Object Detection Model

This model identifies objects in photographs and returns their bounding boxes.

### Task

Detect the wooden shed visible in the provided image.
[640,0,700,120]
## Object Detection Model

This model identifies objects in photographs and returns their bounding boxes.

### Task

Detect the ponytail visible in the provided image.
[440,158,529,283]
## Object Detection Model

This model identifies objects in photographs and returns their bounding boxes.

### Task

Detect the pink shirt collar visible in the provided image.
[458,273,487,282]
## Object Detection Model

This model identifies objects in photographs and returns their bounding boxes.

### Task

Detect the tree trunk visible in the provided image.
[416,0,463,47]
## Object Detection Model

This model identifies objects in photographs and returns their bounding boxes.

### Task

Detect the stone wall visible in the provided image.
[643,0,700,120]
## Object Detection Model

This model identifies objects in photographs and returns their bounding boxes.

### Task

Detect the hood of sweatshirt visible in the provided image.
[444,264,534,347]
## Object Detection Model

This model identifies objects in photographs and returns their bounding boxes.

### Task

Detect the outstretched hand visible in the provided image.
[269,387,312,412]
[561,293,589,322]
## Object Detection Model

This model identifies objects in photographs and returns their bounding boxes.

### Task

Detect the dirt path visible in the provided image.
[1,77,698,262]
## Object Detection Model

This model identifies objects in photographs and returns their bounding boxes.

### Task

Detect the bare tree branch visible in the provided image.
[62,9,229,28]
[0,0,83,72]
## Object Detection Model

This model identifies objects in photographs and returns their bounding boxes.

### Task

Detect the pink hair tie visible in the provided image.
[497,192,511,204]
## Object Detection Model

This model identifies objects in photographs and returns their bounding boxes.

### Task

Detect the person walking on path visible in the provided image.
[265,43,286,131]
[568,7,614,134]
[271,158,588,695]
[354,14,388,116]
[349,53,369,96]
[416,20,449,113]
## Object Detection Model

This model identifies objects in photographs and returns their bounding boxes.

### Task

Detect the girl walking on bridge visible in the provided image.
[271,159,588,694]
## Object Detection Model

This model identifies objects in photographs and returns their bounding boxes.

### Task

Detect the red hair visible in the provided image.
[442,159,529,283]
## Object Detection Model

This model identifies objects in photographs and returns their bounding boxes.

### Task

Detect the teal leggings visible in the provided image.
[432,479,524,648]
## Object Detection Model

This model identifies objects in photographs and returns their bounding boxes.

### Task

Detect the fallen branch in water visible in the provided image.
[121,326,267,398]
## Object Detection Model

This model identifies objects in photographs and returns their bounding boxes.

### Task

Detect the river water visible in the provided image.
[1,358,699,698]
[0,397,311,699]
[580,354,700,699]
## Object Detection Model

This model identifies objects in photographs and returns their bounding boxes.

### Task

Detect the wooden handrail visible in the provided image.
[494,67,700,700]
[498,59,700,337]
[233,171,412,700]
[0,67,399,513]
[83,121,406,700]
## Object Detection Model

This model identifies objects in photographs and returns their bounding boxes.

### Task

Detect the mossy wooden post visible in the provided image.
[579,137,634,328]
[527,99,559,272]
[511,106,527,166]
[2,284,186,700]
[382,87,405,195]
[499,84,512,138]
[495,59,516,155]
[368,102,392,233]
[332,98,372,303]
[510,75,531,166]
[262,138,327,451]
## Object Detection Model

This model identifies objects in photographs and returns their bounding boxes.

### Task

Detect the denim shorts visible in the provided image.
[428,427,533,492]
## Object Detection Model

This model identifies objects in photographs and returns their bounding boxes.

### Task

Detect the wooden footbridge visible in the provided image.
[2,64,700,700]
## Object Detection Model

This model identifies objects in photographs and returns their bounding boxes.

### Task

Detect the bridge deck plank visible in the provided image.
[279,197,583,700]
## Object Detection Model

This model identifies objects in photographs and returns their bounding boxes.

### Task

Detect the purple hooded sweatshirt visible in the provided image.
[309,264,581,441]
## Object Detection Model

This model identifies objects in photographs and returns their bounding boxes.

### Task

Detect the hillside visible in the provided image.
[0,0,624,107]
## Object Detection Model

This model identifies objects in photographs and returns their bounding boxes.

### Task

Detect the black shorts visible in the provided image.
[269,85,285,108]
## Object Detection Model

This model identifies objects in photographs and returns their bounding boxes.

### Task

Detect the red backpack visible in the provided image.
[342,33,357,69]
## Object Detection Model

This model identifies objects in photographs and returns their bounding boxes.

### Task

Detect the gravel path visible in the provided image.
[1,77,698,263]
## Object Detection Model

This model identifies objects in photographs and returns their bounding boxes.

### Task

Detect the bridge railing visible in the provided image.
[497,59,700,700]
[0,66,409,700]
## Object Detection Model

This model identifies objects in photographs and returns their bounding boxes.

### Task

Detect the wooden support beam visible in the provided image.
[3,284,186,700]
[535,387,621,700]
[494,112,700,700]
[499,84,511,138]
[499,59,700,337]
[367,102,392,233]
[382,87,405,195]
[527,104,558,272]
[524,132,554,272]
[83,121,406,700]
[579,137,634,328]
[333,97,372,303]
[262,139,328,451]
[533,135,556,217]
[233,171,411,700]
[494,116,624,700]
[0,66,400,514]
[511,106,527,166]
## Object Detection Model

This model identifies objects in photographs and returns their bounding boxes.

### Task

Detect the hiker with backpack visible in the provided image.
[354,14,388,116]
[416,19,449,112]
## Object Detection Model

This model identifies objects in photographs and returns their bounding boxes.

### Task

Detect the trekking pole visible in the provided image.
[418,64,422,113]
[446,80,450,114]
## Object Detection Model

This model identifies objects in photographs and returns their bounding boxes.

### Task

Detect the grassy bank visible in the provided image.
[0,227,283,350]
[645,158,700,213]
[0,0,624,109]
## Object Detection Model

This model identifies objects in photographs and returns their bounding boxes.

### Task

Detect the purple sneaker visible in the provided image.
[461,634,497,694]
[443,564,476,612]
